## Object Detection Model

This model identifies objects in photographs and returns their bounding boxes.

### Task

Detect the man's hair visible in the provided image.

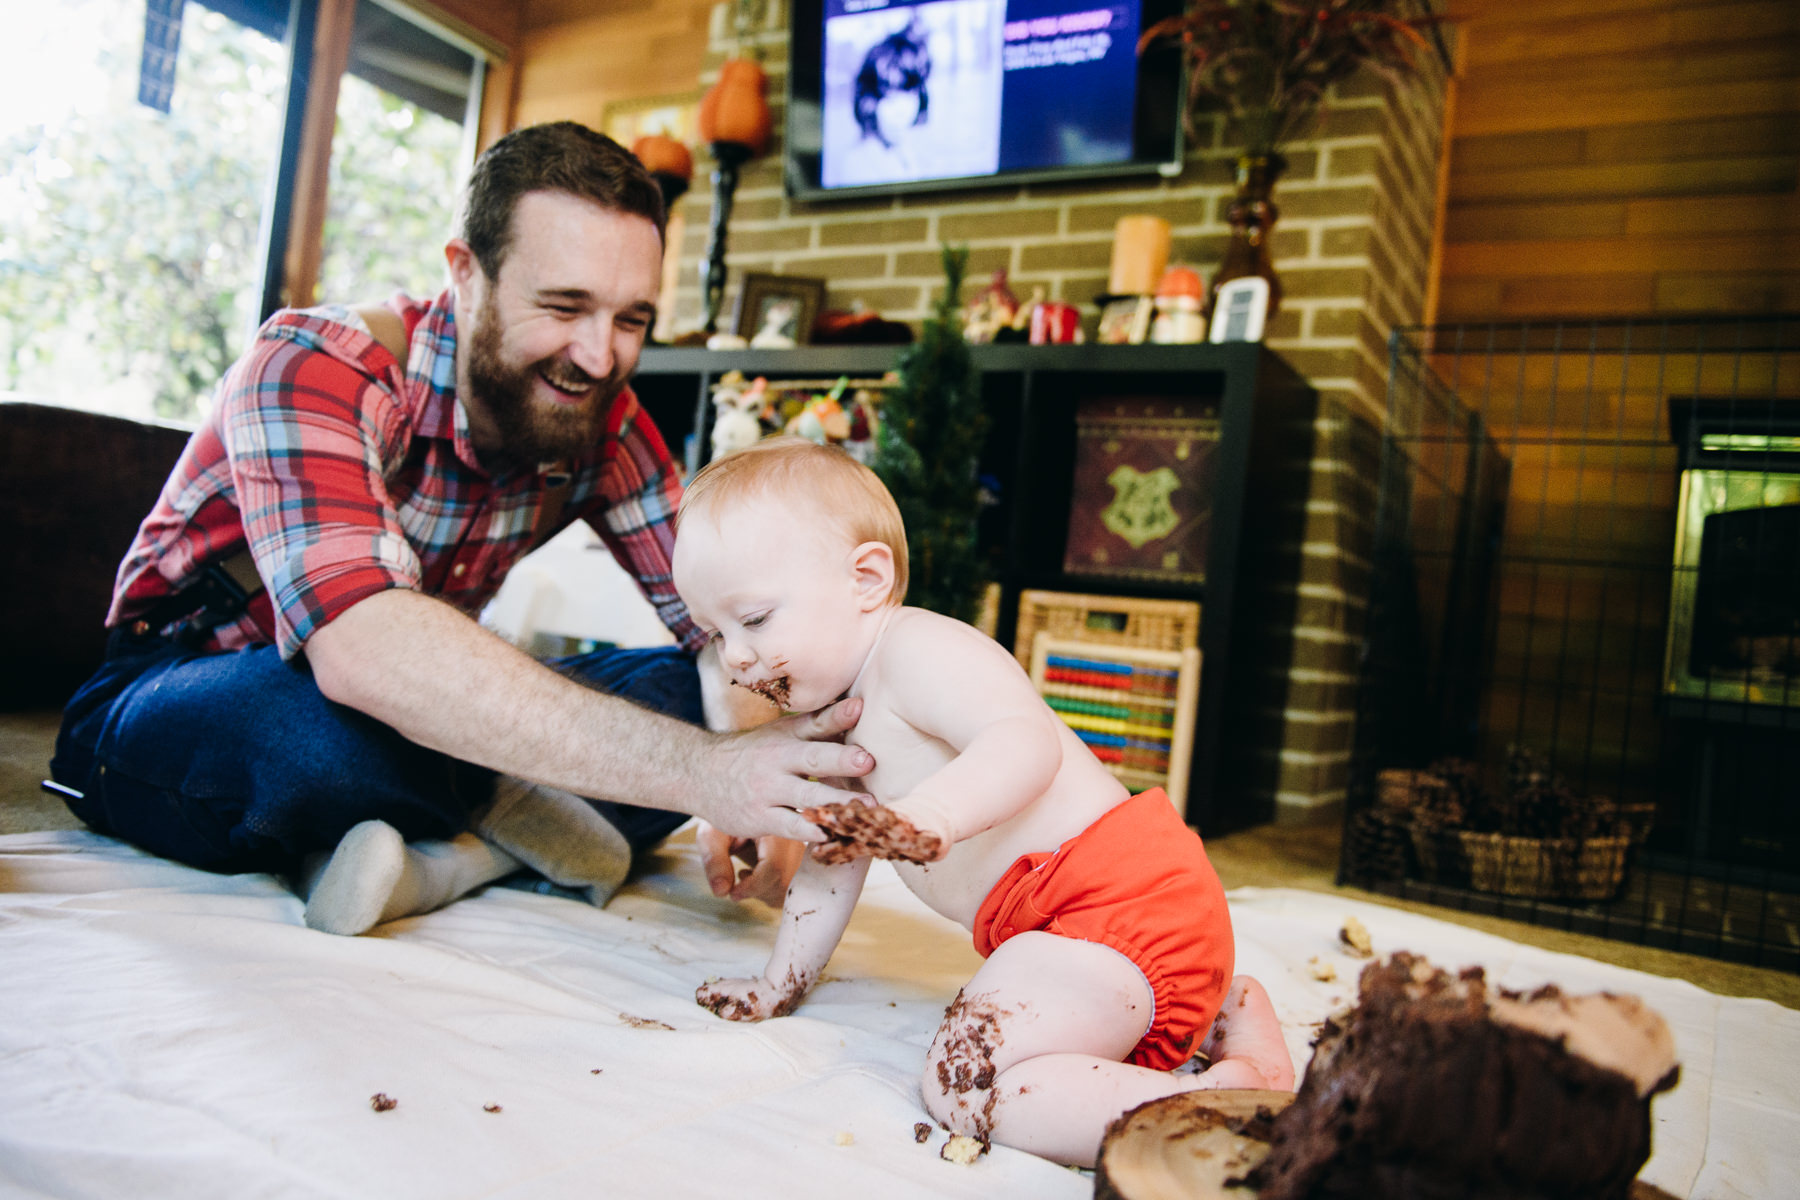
[459,121,666,281]
[680,437,910,606]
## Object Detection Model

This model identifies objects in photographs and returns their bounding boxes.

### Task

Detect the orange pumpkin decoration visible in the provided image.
[630,133,693,183]
[697,58,772,156]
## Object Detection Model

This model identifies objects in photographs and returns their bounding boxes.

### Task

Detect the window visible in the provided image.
[0,0,284,423]
[0,0,486,425]
[320,0,481,303]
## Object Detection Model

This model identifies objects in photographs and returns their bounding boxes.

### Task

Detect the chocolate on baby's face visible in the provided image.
[733,675,791,711]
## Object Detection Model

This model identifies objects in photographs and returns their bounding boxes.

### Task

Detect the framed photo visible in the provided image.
[600,91,701,147]
[1208,277,1271,343]
[732,273,827,347]
[1096,295,1154,345]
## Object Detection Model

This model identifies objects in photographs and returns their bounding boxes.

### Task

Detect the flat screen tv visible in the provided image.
[785,0,1186,202]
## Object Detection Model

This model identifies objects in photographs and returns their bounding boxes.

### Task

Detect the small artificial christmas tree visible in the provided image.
[872,245,987,624]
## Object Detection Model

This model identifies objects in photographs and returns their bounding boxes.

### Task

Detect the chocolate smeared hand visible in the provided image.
[801,801,944,864]
[732,676,791,710]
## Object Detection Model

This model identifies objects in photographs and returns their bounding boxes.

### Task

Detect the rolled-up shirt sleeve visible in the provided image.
[585,393,707,655]
[220,324,422,659]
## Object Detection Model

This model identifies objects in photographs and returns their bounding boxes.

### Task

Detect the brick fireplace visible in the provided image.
[664,2,1451,823]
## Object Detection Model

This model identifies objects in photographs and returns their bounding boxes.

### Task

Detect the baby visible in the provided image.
[671,437,1293,1167]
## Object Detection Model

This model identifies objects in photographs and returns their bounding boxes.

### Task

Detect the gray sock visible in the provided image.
[474,778,633,908]
[302,820,520,936]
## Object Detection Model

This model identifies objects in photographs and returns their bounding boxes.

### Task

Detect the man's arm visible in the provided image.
[305,588,872,842]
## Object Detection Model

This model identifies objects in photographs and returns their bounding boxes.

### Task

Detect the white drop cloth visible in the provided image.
[1,829,1794,1199]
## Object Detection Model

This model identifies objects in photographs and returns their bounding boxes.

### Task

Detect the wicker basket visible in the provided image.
[1459,832,1630,902]
[1409,819,1471,887]
[1012,590,1200,670]
[1376,768,1445,813]
[1346,807,1412,882]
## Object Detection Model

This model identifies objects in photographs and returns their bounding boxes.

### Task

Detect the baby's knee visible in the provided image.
[920,1038,989,1136]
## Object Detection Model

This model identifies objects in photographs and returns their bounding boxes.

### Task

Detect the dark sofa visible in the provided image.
[1,402,193,709]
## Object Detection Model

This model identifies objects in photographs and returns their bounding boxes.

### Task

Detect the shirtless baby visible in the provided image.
[672,437,1293,1167]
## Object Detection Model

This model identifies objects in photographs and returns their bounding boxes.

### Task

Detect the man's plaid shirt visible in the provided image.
[107,290,704,660]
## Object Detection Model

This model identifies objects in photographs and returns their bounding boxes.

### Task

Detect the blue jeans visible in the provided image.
[50,626,700,876]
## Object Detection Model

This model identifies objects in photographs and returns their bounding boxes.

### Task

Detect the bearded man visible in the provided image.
[49,123,868,934]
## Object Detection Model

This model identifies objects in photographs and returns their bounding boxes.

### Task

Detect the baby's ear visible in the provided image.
[849,541,896,610]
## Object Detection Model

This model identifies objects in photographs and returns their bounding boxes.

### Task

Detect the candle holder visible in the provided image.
[700,141,754,335]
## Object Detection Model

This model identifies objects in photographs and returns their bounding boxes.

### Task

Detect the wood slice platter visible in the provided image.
[1092,1089,1682,1200]
[1093,1090,1292,1200]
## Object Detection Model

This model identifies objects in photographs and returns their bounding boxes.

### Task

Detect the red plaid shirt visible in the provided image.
[108,290,703,660]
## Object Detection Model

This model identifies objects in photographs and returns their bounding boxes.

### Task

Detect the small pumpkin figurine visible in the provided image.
[630,133,693,205]
[631,133,692,181]
[697,58,772,156]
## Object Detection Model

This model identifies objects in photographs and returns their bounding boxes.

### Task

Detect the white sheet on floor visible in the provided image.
[1,829,1795,1200]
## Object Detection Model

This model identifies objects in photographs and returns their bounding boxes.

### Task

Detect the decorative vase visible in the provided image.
[1209,154,1285,321]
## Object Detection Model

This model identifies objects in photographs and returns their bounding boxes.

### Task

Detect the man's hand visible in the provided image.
[696,823,804,905]
[690,697,876,844]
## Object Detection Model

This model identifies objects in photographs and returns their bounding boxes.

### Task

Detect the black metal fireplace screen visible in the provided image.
[1345,315,1800,972]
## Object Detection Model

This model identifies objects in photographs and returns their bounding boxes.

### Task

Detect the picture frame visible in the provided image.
[1208,276,1271,343]
[1096,295,1154,345]
[600,91,702,148]
[732,273,828,347]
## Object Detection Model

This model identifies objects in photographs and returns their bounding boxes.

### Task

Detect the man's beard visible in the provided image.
[464,295,626,463]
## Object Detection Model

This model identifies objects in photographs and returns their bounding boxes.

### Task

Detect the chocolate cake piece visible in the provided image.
[1246,952,1679,1200]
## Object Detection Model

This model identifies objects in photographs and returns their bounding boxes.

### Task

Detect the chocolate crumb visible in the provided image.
[483,1104,502,1114]
[370,1093,397,1112]
[620,1013,674,1030]
[590,1068,603,1075]
[914,1122,933,1143]
[1339,915,1374,958]
[940,1134,988,1164]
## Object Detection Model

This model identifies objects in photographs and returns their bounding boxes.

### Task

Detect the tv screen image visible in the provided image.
[790,0,1182,201]
[822,0,1007,189]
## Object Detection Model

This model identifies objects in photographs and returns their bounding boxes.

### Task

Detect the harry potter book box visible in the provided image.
[1063,396,1221,584]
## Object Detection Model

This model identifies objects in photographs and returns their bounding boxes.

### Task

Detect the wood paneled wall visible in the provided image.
[1436,0,1800,321]
[512,0,718,133]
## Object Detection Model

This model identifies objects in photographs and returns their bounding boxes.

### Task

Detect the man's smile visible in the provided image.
[537,363,599,404]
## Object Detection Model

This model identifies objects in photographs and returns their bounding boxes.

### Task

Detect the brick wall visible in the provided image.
[665,3,1449,820]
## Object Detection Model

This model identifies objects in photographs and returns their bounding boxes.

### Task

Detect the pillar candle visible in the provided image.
[1108,215,1172,297]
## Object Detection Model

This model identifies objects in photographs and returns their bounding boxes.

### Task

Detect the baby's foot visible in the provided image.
[1194,975,1295,1091]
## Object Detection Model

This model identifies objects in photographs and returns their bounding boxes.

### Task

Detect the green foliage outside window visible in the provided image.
[0,0,468,425]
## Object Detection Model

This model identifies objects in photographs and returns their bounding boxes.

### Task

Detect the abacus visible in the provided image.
[1027,634,1201,818]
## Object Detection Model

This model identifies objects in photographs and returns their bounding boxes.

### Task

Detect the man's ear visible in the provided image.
[445,238,481,302]
[849,541,896,611]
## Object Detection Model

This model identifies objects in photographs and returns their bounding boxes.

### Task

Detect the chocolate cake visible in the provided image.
[1246,952,1679,1200]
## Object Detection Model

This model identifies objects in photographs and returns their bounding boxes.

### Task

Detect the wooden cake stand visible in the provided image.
[1093,1090,1680,1200]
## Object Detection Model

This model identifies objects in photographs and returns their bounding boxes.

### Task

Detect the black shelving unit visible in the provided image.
[633,342,1319,834]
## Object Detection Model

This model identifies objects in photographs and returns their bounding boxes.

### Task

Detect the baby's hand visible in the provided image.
[695,974,805,1022]
[800,800,946,865]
